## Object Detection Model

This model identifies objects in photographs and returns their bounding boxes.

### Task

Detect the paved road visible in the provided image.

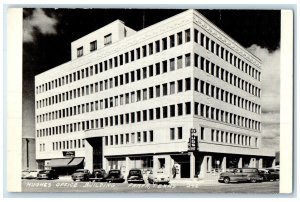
[22,179,279,193]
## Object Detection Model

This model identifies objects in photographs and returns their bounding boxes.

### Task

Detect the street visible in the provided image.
[22,179,279,193]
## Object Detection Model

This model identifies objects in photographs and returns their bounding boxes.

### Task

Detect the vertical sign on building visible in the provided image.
[188,128,198,151]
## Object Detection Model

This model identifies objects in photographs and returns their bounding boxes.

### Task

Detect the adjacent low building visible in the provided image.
[35,9,275,178]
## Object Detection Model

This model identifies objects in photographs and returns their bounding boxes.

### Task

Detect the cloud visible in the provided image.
[23,8,58,42]
[247,45,280,113]
[247,45,280,151]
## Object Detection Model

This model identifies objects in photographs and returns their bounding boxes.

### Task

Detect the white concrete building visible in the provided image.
[35,9,275,178]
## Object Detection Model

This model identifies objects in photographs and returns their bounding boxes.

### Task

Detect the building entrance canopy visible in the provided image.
[48,157,84,167]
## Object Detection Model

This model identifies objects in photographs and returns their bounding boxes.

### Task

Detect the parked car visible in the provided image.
[37,169,59,180]
[127,169,145,184]
[71,169,91,181]
[89,169,107,182]
[22,170,39,179]
[258,169,279,181]
[106,169,125,183]
[218,168,263,183]
[147,169,170,184]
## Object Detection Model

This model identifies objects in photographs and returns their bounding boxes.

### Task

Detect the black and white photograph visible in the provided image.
[5,5,294,195]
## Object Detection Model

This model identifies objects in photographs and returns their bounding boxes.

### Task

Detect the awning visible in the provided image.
[68,157,84,166]
[48,157,84,167]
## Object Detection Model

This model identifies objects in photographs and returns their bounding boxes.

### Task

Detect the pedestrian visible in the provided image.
[172,165,177,179]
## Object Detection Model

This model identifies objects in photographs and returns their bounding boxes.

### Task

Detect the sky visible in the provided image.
[22,8,281,151]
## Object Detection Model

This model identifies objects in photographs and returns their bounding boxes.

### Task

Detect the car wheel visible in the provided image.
[223,177,230,184]
[250,178,257,183]
[73,179,76,181]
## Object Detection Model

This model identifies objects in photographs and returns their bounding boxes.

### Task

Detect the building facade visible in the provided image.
[35,9,275,178]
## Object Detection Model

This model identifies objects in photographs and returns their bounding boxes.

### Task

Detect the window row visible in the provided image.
[52,139,85,151]
[194,78,261,114]
[36,78,191,123]
[104,130,154,146]
[211,129,258,148]
[36,29,191,95]
[36,102,192,137]
[36,53,191,109]
[194,53,261,98]
[194,102,261,131]
[194,28,261,81]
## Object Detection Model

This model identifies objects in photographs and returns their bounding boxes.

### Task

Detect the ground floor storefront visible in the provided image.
[100,152,276,179]
[37,157,85,176]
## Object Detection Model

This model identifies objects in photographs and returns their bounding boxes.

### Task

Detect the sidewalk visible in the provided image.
[169,174,220,186]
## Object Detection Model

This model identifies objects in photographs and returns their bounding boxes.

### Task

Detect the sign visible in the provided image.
[62,151,75,157]
[188,128,198,151]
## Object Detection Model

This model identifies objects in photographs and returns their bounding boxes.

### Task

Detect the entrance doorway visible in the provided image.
[172,155,190,178]
[87,137,103,169]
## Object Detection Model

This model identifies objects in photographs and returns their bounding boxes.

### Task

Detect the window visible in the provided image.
[163,106,168,118]
[162,61,167,73]
[163,83,168,96]
[185,78,191,91]
[77,47,83,57]
[143,131,147,142]
[167,35,174,48]
[149,43,153,55]
[170,59,175,71]
[177,32,182,45]
[177,80,183,92]
[90,40,97,51]
[185,102,191,114]
[156,107,161,119]
[170,82,175,94]
[155,63,160,75]
[155,85,161,97]
[162,38,167,50]
[137,132,141,143]
[170,105,175,117]
[131,133,135,144]
[149,130,154,142]
[185,54,191,66]
[178,127,183,139]
[104,33,112,46]
[177,56,183,69]
[170,128,175,140]
[185,29,190,42]
[143,89,147,100]
[155,40,160,52]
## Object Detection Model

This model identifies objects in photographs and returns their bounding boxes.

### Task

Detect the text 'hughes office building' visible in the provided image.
[35,9,275,178]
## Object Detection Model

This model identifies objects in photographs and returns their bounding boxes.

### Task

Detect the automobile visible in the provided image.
[218,168,263,183]
[127,169,145,184]
[106,169,125,183]
[36,169,59,180]
[22,170,39,179]
[258,169,279,181]
[71,169,91,181]
[89,169,107,182]
[147,169,170,184]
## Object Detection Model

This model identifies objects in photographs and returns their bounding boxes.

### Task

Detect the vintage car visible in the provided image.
[106,169,125,183]
[259,168,279,181]
[22,170,40,179]
[147,169,170,184]
[89,169,107,182]
[37,169,59,180]
[127,169,145,184]
[218,168,263,183]
[71,169,91,181]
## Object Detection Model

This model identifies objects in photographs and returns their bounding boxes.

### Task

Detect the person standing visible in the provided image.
[172,164,177,179]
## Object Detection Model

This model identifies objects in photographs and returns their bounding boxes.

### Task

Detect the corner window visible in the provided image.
[104,33,112,46]
[77,46,83,57]
[90,40,97,52]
